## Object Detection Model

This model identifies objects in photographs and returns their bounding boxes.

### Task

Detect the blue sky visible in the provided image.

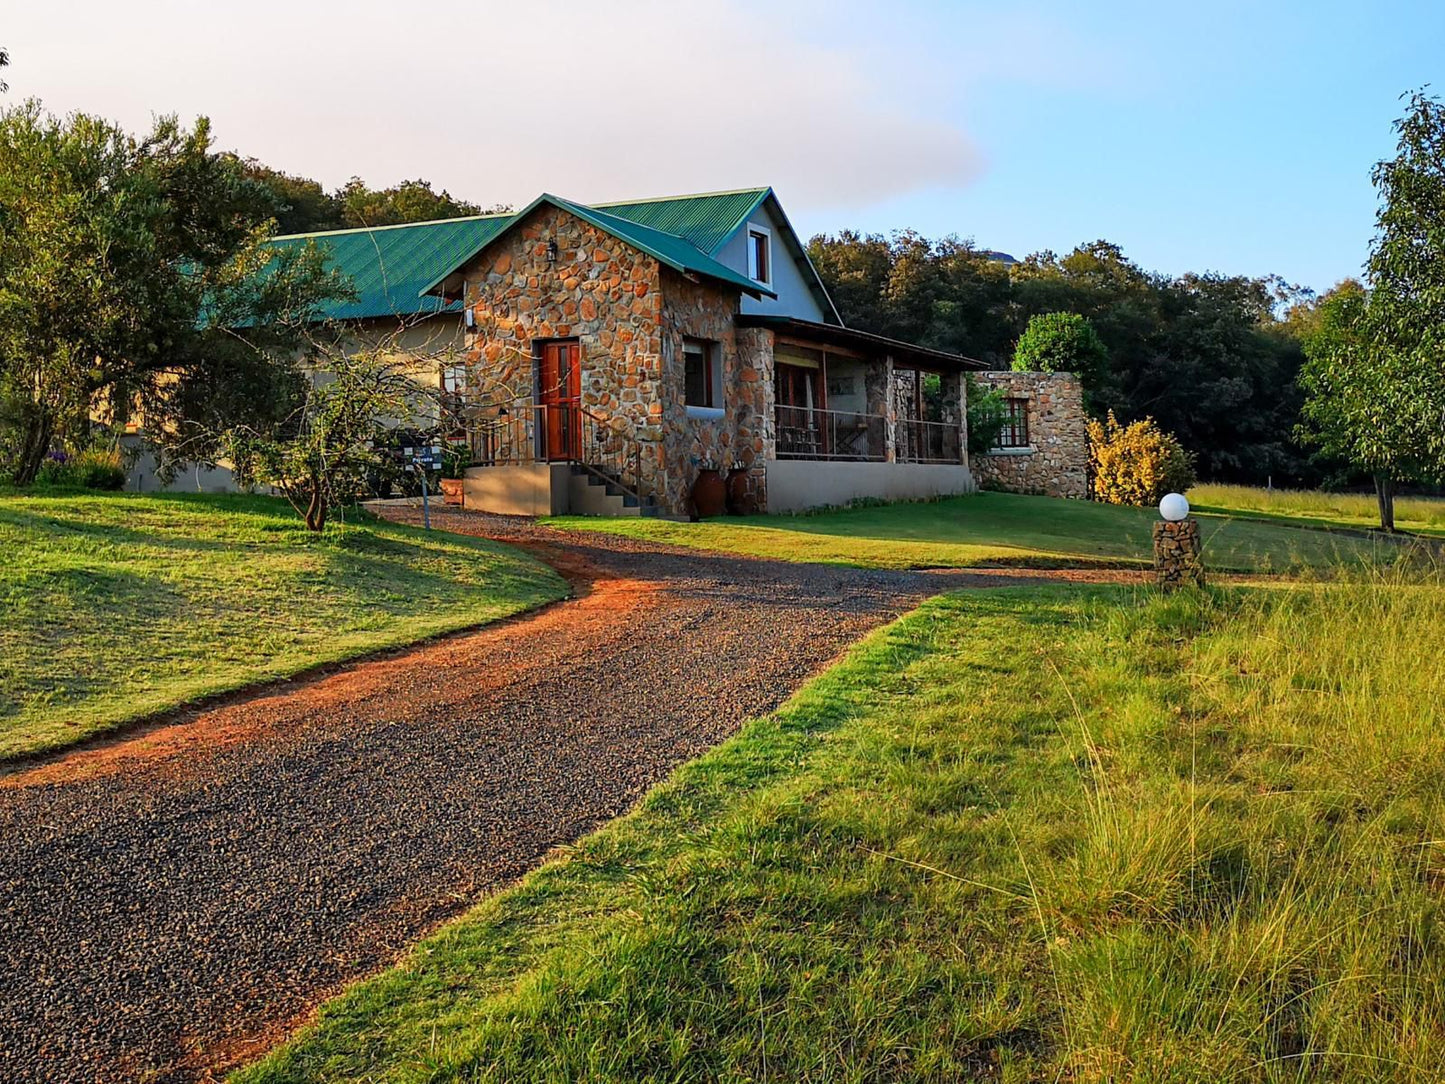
[820,1,1445,292]
[6,0,1442,292]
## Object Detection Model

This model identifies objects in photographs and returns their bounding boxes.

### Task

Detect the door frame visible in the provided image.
[535,339,581,461]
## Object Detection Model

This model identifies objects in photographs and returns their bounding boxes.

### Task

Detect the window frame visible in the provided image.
[746,224,772,287]
[683,337,721,410]
[994,397,1032,449]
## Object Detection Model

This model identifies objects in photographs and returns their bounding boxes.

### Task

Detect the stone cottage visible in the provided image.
[256,186,1088,515]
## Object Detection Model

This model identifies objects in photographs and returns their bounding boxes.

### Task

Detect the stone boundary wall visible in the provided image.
[971,371,1088,499]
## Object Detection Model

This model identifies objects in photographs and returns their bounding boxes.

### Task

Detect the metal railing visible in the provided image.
[896,417,963,464]
[775,405,887,461]
[470,403,647,501]
[774,405,963,464]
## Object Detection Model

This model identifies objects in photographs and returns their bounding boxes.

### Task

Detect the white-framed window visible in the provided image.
[683,337,722,409]
[747,224,772,287]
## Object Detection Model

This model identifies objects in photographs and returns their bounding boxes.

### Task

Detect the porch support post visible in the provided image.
[865,353,896,462]
[941,369,967,464]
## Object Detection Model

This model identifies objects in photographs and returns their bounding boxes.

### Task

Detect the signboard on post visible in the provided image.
[402,443,444,529]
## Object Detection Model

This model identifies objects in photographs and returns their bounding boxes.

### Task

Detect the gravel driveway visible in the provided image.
[0,512,1124,1082]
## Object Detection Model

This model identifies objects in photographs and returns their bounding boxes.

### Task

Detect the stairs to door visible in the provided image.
[566,465,660,517]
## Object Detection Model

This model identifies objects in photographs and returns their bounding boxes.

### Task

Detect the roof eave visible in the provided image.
[734,314,987,370]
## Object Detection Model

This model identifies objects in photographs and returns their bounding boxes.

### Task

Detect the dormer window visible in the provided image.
[747,225,772,287]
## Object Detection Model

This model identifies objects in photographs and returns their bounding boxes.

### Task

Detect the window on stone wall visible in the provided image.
[684,338,721,409]
[995,397,1031,448]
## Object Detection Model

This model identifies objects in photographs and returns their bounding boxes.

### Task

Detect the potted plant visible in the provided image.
[439,446,469,506]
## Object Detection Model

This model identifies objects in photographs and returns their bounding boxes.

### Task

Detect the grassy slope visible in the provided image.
[548,491,1398,572]
[0,493,566,760]
[239,573,1445,1083]
[1190,482,1445,537]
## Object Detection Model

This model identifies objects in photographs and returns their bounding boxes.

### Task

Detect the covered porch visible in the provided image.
[734,315,983,467]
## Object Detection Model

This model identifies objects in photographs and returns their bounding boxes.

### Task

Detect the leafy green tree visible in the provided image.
[1012,311,1109,401]
[0,100,347,485]
[239,159,345,234]
[338,177,506,227]
[1298,92,1445,531]
[1300,92,1445,531]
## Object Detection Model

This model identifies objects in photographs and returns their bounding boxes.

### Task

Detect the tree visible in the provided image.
[222,348,423,531]
[239,159,345,234]
[1012,312,1109,399]
[1,46,9,93]
[0,100,347,485]
[1297,91,1445,531]
[338,177,505,227]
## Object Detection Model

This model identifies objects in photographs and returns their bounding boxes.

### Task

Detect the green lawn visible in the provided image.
[0,493,566,760]
[548,491,1405,572]
[1190,482,1445,537]
[238,570,1445,1083]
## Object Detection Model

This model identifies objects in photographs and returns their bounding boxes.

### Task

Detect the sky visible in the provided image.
[4,0,1442,292]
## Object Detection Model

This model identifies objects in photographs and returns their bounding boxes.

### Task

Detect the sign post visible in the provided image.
[405,443,444,531]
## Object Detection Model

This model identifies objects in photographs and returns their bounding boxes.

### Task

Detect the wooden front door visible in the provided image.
[538,340,580,461]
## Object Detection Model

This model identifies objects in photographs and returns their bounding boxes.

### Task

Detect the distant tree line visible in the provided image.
[808,233,1324,486]
[237,161,510,234]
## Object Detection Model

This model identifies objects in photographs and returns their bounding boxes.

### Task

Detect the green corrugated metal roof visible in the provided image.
[265,189,779,322]
[593,188,768,255]
[265,213,516,321]
[417,192,775,302]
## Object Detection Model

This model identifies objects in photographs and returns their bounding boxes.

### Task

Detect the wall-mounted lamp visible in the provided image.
[546,240,559,265]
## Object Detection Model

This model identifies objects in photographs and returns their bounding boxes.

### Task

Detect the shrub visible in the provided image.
[1087,411,1195,505]
[1013,311,1108,378]
[964,373,1008,455]
[33,445,127,490]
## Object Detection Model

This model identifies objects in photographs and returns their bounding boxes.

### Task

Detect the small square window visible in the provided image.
[747,228,771,286]
[995,397,1031,448]
[684,338,720,408]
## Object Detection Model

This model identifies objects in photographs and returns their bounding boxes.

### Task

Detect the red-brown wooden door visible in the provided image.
[538,340,580,461]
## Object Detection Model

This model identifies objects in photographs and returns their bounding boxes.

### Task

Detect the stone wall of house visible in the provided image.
[971,370,1088,499]
[459,203,670,501]
[657,268,767,511]
[460,202,767,516]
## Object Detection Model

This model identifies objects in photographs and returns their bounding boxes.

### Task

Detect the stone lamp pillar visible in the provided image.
[1153,492,1205,590]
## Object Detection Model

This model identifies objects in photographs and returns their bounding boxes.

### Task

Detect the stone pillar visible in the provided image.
[940,369,966,462]
[1153,519,1205,590]
[865,354,896,462]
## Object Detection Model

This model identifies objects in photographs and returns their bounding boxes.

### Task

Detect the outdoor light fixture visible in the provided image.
[1160,492,1190,522]
[546,240,559,264]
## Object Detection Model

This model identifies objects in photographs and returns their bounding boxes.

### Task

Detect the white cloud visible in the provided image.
[4,0,990,211]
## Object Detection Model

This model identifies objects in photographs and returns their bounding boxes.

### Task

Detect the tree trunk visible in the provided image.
[304,479,327,532]
[11,410,54,487]
[1374,473,1396,533]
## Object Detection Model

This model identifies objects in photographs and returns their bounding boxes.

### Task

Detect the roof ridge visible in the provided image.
[269,211,515,242]
[591,186,771,208]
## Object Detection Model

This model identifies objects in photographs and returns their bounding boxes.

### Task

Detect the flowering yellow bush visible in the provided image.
[1087,412,1196,505]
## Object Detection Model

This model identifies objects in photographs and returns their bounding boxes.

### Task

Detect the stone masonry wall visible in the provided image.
[971,370,1088,499]
[460,204,669,501]
[460,202,762,515]
[658,267,773,510]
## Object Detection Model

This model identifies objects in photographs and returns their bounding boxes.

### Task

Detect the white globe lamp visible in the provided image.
[1159,493,1190,522]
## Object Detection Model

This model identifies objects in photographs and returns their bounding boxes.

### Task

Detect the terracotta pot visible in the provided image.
[438,477,465,506]
[725,468,755,516]
[690,468,726,519]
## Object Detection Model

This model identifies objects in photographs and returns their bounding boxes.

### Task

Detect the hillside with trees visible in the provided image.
[808,232,1320,486]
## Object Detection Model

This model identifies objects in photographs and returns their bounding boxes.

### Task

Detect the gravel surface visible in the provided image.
[0,511,1132,1082]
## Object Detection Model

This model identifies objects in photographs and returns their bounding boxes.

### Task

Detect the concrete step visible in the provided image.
[567,470,640,517]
